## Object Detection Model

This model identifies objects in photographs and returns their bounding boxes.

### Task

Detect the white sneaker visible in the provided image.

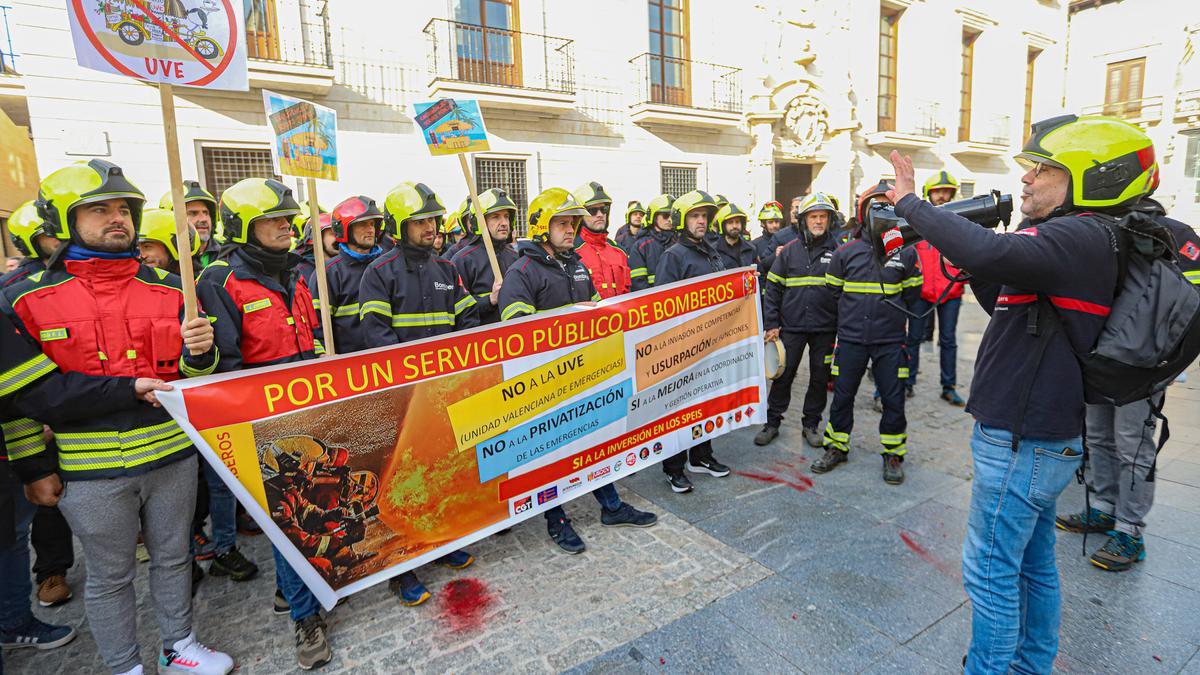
[158,632,234,675]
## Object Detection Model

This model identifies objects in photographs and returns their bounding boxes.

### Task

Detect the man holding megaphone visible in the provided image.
[884,115,1160,674]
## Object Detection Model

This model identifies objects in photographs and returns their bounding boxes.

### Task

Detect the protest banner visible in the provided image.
[159,269,767,608]
[412,98,502,281]
[263,89,340,352]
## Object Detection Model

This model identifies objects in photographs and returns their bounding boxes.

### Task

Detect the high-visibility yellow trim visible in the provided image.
[0,354,57,397]
[903,275,924,288]
[332,304,360,318]
[630,267,648,279]
[180,347,218,378]
[825,274,845,287]
[98,351,108,361]
[391,313,454,328]
[880,433,908,444]
[286,317,295,326]
[898,367,910,379]
[7,433,46,461]
[314,340,326,356]
[823,354,833,365]
[501,302,536,321]
[843,281,902,294]
[454,294,476,315]
[774,275,826,287]
[243,298,272,313]
[39,328,69,342]
[126,349,137,359]
[2,417,41,439]
[1186,270,1200,284]
[823,425,849,451]
[359,300,392,319]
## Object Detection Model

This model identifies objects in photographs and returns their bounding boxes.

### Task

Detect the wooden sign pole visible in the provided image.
[458,153,503,282]
[158,84,199,328]
[305,177,336,356]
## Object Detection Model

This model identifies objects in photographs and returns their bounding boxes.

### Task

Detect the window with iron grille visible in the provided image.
[200,147,279,198]
[474,157,529,236]
[959,180,975,199]
[660,165,696,198]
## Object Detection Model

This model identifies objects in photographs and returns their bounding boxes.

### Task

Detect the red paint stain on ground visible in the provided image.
[659,657,666,665]
[898,530,956,578]
[735,470,813,493]
[438,578,495,632]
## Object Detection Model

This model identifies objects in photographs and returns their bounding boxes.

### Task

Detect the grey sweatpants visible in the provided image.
[1085,394,1162,538]
[57,454,198,674]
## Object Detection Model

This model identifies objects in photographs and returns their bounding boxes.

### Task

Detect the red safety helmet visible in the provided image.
[331,195,383,244]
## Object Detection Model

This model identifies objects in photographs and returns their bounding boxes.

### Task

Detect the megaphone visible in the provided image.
[866,191,1014,265]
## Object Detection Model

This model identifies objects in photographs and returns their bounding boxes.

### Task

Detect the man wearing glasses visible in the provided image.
[573,182,632,300]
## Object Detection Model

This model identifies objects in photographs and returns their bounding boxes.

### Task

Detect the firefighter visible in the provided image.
[813,183,922,485]
[309,195,385,353]
[0,200,60,289]
[758,193,840,449]
[654,190,732,492]
[357,181,478,605]
[293,211,334,284]
[627,193,675,291]
[0,159,233,675]
[905,171,967,406]
[710,202,757,271]
[752,201,785,276]
[442,199,473,260]
[195,177,329,670]
[138,208,201,275]
[158,180,222,267]
[573,181,632,299]
[497,188,657,553]
[450,188,518,324]
[614,200,646,255]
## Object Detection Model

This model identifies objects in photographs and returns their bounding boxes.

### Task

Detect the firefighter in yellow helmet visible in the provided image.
[615,200,646,255]
[449,188,519,324]
[573,181,632,299]
[922,170,960,206]
[887,114,1164,672]
[0,199,62,288]
[751,200,786,276]
[137,208,201,275]
[654,190,733,492]
[496,187,657,553]
[627,193,676,291]
[159,180,222,266]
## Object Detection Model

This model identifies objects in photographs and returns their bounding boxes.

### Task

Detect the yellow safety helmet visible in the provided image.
[458,188,518,235]
[922,171,959,200]
[646,193,675,225]
[625,200,647,223]
[798,192,837,218]
[573,181,613,208]
[219,178,302,245]
[712,202,748,236]
[37,159,145,242]
[1016,114,1158,211]
[712,193,730,209]
[527,188,587,241]
[347,470,380,505]
[261,435,328,477]
[671,190,719,231]
[160,180,223,244]
[383,182,445,240]
[138,208,200,261]
[757,202,784,222]
[7,200,46,258]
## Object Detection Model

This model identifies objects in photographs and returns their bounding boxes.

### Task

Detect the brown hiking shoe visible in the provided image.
[294,614,332,670]
[36,575,72,607]
[810,447,848,474]
[882,454,905,485]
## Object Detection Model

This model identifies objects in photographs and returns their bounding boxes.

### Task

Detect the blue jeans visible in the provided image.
[273,547,321,623]
[964,423,1083,675]
[0,476,36,631]
[202,461,237,554]
[544,483,621,522]
[905,298,961,389]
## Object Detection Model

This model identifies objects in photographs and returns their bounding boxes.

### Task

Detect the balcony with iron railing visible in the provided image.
[952,113,1012,156]
[628,53,742,128]
[245,0,334,95]
[0,5,16,76]
[1082,96,1164,127]
[424,18,576,115]
[867,99,943,149]
[1174,89,1200,126]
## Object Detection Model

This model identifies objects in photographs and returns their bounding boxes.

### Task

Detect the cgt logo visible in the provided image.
[588,466,611,481]
[514,496,532,514]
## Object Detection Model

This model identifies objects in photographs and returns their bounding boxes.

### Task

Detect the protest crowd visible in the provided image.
[1,112,1198,675]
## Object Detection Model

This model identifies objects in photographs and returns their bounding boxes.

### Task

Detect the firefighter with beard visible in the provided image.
[195,177,330,669]
[614,200,646,255]
[711,202,757,270]
[498,188,658,554]
[628,193,676,291]
[654,190,733,492]
[357,181,478,606]
[309,196,385,353]
[450,188,519,324]
[573,181,632,299]
[758,193,840,449]
[159,181,222,267]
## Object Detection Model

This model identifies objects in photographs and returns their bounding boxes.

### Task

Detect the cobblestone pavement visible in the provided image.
[9,296,1200,673]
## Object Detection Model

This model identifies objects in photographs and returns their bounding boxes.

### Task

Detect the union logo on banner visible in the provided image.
[1180,241,1200,262]
[67,0,249,91]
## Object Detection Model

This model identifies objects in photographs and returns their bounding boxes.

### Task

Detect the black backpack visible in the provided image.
[1065,203,1200,407]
